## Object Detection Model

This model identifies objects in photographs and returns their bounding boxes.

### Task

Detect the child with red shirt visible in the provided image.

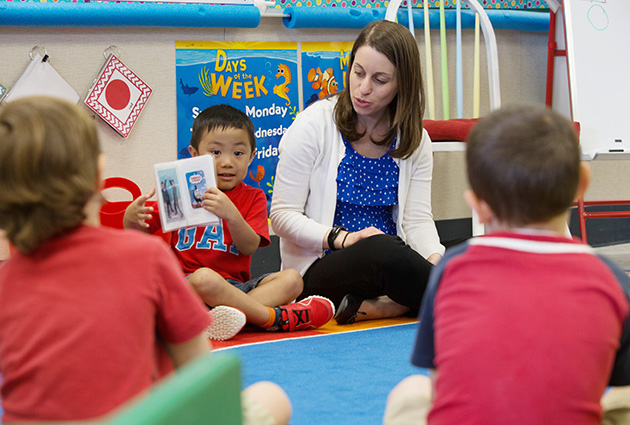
[384,105,630,425]
[0,97,291,425]
[125,104,334,340]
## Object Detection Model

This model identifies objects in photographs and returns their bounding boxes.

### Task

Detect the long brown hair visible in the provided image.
[0,97,101,254]
[334,20,425,159]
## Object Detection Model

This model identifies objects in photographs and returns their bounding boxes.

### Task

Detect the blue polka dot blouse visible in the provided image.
[334,137,399,235]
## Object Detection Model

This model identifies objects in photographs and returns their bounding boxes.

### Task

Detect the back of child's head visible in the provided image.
[0,96,101,254]
[466,104,580,227]
[190,104,256,153]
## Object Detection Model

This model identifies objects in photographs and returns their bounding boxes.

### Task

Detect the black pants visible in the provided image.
[299,234,433,312]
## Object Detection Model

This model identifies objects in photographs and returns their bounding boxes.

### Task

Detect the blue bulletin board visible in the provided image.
[176,41,299,210]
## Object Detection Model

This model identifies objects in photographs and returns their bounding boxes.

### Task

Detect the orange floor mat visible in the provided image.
[211,316,418,350]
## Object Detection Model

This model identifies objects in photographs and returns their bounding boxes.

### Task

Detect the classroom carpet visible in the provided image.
[218,319,427,425]
[212,316,418,350]
[0,319,424,424]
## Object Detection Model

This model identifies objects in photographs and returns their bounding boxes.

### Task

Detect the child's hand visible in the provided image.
[123,188,156,230]
[201,187,239,222]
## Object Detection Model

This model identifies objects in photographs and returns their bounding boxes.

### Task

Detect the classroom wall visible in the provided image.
[1,18,627,259]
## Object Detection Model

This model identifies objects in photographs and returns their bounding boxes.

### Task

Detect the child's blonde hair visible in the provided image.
[0,97,101,254]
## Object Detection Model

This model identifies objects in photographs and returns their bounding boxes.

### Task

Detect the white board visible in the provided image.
[564,0,630,160]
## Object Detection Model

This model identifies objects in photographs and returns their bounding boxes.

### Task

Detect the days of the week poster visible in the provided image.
[176,41,299,210]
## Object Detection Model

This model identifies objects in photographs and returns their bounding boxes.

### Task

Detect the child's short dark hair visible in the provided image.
[0,96,101,253]
[190,104,256,154]
[466,104,580,226]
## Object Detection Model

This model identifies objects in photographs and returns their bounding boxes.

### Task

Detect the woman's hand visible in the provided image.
[426,253,442,265]
[340,227,384,249]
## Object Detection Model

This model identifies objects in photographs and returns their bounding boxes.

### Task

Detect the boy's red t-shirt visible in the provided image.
[0,225,211,422]
[147,181,270,282]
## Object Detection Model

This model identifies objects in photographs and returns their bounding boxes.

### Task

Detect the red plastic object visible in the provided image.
[424,118,478,142]
[100,177,172,245]
[100,177,142,229]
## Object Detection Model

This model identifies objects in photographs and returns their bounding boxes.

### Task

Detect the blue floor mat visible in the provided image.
[0,323,425,424]
[227,323,428,425]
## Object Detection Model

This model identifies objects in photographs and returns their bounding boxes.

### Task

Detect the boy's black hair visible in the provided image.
[466,104,581,226]
[190,104,256,153]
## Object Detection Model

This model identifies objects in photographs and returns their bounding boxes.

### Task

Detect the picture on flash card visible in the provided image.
[153,155,220,232]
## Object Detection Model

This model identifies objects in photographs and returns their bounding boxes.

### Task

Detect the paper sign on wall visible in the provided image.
[84,54,152,138]
[2,53,80,105]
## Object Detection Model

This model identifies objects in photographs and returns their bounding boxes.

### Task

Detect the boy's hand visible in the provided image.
[123,188,156,230]
[202,187,259,255]
[201,187,239,222]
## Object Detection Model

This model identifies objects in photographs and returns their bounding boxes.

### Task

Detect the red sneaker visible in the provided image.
[206,306,246,341]
[272,296,335,332]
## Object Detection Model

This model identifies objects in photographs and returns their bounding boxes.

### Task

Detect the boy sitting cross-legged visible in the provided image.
[124,104,334,340]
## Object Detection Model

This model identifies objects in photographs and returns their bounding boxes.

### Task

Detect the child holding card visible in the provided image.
[124,104,335,340]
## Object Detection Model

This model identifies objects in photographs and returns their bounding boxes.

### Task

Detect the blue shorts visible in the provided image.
[226,273,270,294]
[185,272,270,294]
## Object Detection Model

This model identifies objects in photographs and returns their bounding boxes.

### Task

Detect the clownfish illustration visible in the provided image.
[273,64,291,106]
[307,67,339,99]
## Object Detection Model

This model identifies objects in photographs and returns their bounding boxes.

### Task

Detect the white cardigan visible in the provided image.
[270,97,445,275]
